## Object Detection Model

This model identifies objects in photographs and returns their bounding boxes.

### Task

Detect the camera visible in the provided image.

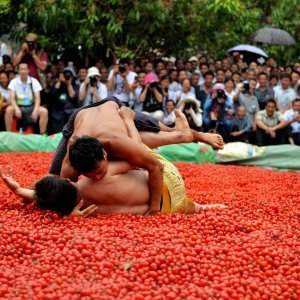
[26,40,35,51]
[90,76,97,87]
[150,82,157,88]
[184,102,196,111]
[64,73,71,80]
[217,89,225,99]
[119,66,126,73]
[243,82,250,93]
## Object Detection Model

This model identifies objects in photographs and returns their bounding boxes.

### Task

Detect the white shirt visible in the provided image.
[284,109,300,133]
[274,86,296,110]
[0,86,10,103]
[8,75,42,106]
[80,82,108,107]
[108,70,136,103]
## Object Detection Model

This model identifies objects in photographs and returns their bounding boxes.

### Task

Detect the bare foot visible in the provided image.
[174,109,193,143]
[196,132,224,150]
[194,203,227,212]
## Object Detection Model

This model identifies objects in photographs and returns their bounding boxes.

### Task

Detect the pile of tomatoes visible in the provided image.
[0,152,299,299]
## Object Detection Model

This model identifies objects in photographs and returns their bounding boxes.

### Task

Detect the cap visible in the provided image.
[145,73,158,85]
[25,33,38,41]
[87,67,100,78]
[188,56,198,62]
[63,67,77,78]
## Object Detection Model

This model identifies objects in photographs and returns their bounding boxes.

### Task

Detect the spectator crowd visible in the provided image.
[0,33,300,146]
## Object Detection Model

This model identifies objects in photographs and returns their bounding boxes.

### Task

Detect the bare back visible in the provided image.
[78,170,150,214]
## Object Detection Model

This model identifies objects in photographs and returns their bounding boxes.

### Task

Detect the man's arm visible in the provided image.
[256,117,269,131]
[60,141,80,180]
[109,134,163,214]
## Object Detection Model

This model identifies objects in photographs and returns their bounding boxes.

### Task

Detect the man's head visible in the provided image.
[69,136,108,180]
[18,63,29,78]
[78,67,87,82]
[280,73,292,90]
[144,62,154,74]
[203,70,214,87]
[182,78,191,92]
[178,70,187,83]
[216,68,225,83]
[165,100,175,113]
[265,99,277,116]
[200,62,209,75]
[291,71,300,86]
[258,72,268,88]
[0,71,9,88]
[190,73,200,86]
[137,71,146,86]
[35,176,78,215]
[25,33,38,51]
[119,58,130,74]
[100,67,108,83]
[236,106,246,120]
[292,98,300,113]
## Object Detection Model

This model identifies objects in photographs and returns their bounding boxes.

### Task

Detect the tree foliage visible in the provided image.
[0,0,298,63]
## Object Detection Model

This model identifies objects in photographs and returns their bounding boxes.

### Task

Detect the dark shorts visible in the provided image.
[19,105,36,127]
[49,96,160,175]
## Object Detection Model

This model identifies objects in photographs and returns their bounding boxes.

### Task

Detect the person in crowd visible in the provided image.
[274,73,296,113]
[159,75,171,102]
[190,73,200,89]
[79,67,107,107]
[224,78,236,105]
[215,69,225,84]
[255,99,287,146]
[283,98,300,145]
[13,33,48,80]
[269,74,279,90]
[0,71,11,130]
[188,56,200,75]
[235,79,260,127]
[196,70,214,109]
[291,70,300,93]
[162,100,176,127]
[175,59,185,71]
[224,68,233,79]
[5,62,48,134]
[75,67,87,86]
[157,68,167,81]
[100,67,108,84]
[50,66,79,133]
[107,58,137,106]
[232,72,242,91]
[222,58,230,70]
[254,72,274,110]
[4,62,14,73]
[131,71,146,113]
[198,62,209,85]
[140,73,164,121]
[144,61,154,74]
[173,78,196,104]
[40,70,55,112]
[203,85,234,142]
[230,106,251,143]
[50,64,59,80]
[177,97,202,131]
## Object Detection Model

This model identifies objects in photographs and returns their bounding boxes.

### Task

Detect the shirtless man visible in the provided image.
[0,108,225,215]
[49,97,223,214]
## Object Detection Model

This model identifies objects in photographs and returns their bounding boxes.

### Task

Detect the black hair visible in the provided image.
[119,58,130,65]
[266,99,276,106]
[280,73,291,80]
[35,176,78,215]
[69,136,104,173]
[258,72,268,79]
[292,98,300,104]
[200,62,209,69]
[166,99,175,105]
[160,75,171,82]
[216,68,225,74]
[203,70,214,78]
[269,74,279,81]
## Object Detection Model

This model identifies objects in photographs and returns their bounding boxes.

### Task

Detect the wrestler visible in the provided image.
[0,108,225,215]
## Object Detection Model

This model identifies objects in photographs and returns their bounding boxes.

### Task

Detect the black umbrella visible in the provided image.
[250,27,296,45]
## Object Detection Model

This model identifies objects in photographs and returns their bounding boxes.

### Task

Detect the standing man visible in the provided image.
[13,33,48,80]
[107,58,137,106]
[5,63,48,134]
[254,72,274,110]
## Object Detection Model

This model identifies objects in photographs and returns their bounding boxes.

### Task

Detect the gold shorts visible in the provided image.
[145,146,195,214]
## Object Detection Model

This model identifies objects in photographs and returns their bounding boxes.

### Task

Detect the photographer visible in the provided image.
[140,73,164,121]
[50,67,79,133]
[13,33,48,80]
[79,67,107,107]
[177,97,203,131]
[203,84,234,142]
[107,58,136,106]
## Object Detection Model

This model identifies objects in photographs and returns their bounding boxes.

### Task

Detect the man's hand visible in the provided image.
[118,106,136,121]
[113,65,119,75]
[58,73,65,83]
[70,200,97,218]
[270,130,276,139]
[0,165,21,193]
[21,42,28,53]
[144,206,160,216]
[231,131,241,137]
[15,108,22,119]
[31,110,38,122]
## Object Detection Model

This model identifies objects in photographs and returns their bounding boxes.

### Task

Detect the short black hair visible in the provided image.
[266,99,276,106]
[35,176,78,215]
[200,62,209,69]
[119,58,130,65]
[280,73,291,80]
[203,70,214,78]
[258,72,268,79]
[69,136,104,173]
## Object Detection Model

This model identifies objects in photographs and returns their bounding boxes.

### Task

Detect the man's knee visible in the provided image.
[5,106,15,115]
[38,107,48,117]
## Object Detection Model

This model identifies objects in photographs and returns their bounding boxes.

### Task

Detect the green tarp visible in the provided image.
[0,132,299,170]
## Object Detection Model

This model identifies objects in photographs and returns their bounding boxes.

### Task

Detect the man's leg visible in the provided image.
[37,106,48,134]
[4,105,15,131]
[256,127,266,146]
